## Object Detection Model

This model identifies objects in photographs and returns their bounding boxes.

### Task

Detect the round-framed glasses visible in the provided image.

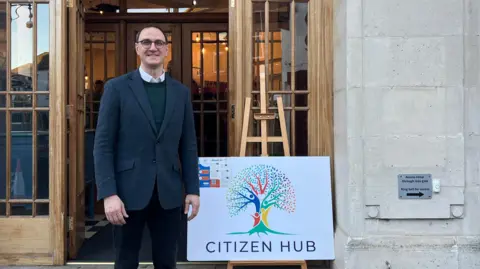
[137,39,167,49]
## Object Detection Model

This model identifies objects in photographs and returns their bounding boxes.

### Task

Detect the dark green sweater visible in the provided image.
[143,80,167,133]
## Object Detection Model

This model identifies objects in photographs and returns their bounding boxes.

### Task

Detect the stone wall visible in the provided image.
[333,0,480,268]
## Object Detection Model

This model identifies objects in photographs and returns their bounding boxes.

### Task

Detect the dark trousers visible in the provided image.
[113,183,182,269]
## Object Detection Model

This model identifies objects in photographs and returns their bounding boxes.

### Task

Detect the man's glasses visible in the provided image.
[137,39,167,49]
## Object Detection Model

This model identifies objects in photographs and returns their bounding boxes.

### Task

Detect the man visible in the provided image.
[93,26,200,269]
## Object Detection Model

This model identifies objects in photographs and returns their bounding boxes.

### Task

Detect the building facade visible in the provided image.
[0,0,478,268]
[333,0,480,268]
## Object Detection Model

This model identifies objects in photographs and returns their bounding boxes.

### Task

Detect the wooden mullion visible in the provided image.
[103,31,107,82]
[89,37,93,128]
[32,2,38,217]
[7,198,48,203]
[200,32,204,156]
[216,32,220,156]
[290,0,296,156]
[5,0,11,217]
[5,107,49,111]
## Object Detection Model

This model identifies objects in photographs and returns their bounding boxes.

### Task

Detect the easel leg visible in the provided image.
[276,96,290,156]
[239,97,252,157]
[300,261,308,269]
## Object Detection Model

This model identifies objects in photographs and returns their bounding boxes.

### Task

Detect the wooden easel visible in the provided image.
[239,65,291,157]
[229,65,307,269]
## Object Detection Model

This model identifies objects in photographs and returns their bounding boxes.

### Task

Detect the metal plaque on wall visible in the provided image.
[398,174,432,199]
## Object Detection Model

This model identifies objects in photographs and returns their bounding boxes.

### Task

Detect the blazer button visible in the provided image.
[152,159,156,163]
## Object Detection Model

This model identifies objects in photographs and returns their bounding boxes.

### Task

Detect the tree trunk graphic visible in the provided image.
[226,164,296,236]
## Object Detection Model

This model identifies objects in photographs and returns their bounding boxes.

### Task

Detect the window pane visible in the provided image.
[0,202,5,215]
[10,94,32,107]
[11,3,33,92]
[36,202,48,215]
[37,4,49,92]
[10,203,32,215]
[10,111,33,200]
[0,111,5,201]
[0,2,6,93]
[37,111,48,199]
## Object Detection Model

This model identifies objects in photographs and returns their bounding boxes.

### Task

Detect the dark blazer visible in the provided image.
[93,69,199,211]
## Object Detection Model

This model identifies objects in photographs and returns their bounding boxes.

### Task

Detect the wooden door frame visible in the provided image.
[67,0,86,260]
[126,23,182,79]
[50,0,68,265]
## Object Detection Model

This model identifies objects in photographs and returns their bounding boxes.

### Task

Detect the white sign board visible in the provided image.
[187,156,335,261]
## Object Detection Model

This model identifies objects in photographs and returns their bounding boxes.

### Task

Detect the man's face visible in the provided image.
[135,27,168,68]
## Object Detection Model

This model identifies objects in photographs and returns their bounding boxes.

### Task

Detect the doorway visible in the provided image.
[72,21,229,262]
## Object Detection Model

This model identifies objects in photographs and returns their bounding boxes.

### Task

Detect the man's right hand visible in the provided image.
[104,195,129,225]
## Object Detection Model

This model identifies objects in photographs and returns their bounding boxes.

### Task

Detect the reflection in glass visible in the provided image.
[10,111,32,199]
[37,4,49,91]
[191,32,228,157]
[0,111,5,200]
[0,3,6,92]
[10,203,32,215]
[251,1,309,156]
[1,2,51,215]
[10,94,32,107]
[36,94,49,107]
[36,202,48,215]
[37,111,48,199]
[0,94,5,107]
[11,4,33,92]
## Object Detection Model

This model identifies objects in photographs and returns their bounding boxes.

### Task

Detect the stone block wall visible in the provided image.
[333,0,480,268]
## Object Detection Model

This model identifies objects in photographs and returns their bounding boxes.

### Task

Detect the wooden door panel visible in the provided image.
[67,0,86,259]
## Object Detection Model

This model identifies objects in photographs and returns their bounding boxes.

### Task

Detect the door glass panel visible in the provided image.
[191,31,228,157]
[84,31,117,130]
[2,2,50,216]
[251,0,309,156]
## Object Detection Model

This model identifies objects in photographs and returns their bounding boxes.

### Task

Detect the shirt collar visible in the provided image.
[139,66,165,83]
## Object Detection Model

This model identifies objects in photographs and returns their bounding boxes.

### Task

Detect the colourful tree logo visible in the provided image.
[226,164,296,236]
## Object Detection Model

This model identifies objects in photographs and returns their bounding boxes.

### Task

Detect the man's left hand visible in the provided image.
[184,194,200,221]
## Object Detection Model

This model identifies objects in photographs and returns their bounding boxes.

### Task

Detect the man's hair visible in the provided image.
[135,25,167,42]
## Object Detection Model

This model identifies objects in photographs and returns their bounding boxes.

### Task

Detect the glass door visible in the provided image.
[181,23,229,157]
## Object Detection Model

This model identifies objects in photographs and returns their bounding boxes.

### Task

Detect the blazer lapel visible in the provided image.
[157,74,178,140]
[128,70,157,135]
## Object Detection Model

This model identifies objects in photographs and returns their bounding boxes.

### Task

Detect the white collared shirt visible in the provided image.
[139,66,165,83]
